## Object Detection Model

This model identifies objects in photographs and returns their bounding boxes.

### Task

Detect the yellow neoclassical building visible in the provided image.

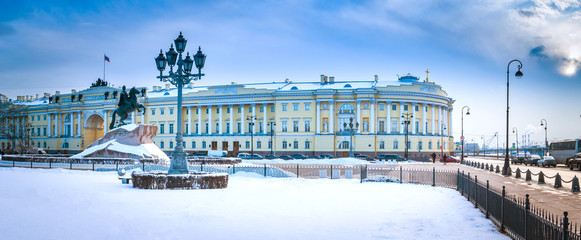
[0,74,454,159]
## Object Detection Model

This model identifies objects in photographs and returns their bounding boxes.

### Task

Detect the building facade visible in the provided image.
[0,74,454,159]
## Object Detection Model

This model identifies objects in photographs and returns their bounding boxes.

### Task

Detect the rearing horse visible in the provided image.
[109,87,145,129]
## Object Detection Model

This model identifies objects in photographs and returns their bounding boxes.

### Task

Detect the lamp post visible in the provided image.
[512,127,519,159]
[540,119,548,156]
[154,32,206,175]
[503,59,523,176]
[343,117,359,157]
[481,135,485,156]
[461,106,470,163]
[26,127,31,154]
[401,113,413,159]
[440,123,447,159]
[269,122,276,155]
[495,132,499,159]
[247,115,257,157]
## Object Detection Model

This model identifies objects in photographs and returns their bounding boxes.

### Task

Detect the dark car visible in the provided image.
[279,155,293,160]
[356,155,375,161]
[291,154,307,159]
[524,155,541,166]
[307,155,321,159]
[377,154,406,161]
[250,154,264,159]
[538,156,557,167]
[264,154,280,160]
[319,154,335,159]
[511,156,526,164]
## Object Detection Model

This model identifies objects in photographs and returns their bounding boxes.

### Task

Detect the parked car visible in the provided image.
[307,155,321,159]
[319,154,335,159]
[511,155,526,164]
[440,156,459,163]
[279,155,293,160]
[377,154,406,161]
[538,156,557,167]
[524,155,541,166]
[568,153,581,170]
[291,154,307,159]
[264,154,280,160]
[237,153,251,159]
[356,155,375,161]
[250,154,264,159]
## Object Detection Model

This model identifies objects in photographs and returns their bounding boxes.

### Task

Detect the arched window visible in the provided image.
[338,103,354,114]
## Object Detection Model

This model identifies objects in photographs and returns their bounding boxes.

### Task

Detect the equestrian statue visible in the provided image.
[109,86,145,129]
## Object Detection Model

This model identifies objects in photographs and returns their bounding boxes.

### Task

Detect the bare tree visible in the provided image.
[0,96,30,154]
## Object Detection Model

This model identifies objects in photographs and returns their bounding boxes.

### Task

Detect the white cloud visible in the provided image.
[339,0,581,76]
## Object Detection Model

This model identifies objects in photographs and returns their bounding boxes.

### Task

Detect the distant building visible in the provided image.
[0,74,454,158]
[464,143,480,155]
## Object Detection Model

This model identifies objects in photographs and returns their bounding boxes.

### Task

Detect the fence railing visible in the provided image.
[459,171,581,240]
[463,160,581,192]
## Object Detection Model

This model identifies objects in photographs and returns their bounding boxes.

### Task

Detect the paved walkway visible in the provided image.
[420,160,581,226]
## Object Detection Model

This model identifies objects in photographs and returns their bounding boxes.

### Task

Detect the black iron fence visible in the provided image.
[459,171,581,240]
[463,160,581,192]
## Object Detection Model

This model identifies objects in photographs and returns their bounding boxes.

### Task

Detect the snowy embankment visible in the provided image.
[0,168,507,240]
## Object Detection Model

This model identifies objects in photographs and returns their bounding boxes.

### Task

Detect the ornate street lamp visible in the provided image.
[440,123,447,159]
[343,117,359,157]
[154,32,206,175]
[512,127,519,159]
[540,119,548,156]
[461,106,470,163]
[401,113,413,159]
[269,122,276,155]
[503,59,523,176]
[247,115,257,157]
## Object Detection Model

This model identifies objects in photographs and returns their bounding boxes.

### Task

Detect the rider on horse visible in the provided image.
[109,86,146,129]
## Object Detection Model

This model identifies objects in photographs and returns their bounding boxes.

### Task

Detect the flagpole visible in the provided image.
[103,54,106,82]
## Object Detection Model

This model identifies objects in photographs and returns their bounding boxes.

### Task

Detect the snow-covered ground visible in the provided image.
[0,167,508,240]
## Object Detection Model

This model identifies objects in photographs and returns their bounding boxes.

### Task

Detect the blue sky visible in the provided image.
[1,0,580,147]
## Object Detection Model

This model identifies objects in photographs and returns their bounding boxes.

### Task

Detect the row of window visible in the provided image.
[151,105,277,116]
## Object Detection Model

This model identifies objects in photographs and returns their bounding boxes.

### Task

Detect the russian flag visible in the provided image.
[104,54,110,62]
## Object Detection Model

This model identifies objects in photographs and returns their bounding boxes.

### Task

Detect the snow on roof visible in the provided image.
[147,87,209,98]
[14,99,49,106]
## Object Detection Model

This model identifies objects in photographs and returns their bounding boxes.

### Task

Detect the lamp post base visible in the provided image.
[169,149,189,175]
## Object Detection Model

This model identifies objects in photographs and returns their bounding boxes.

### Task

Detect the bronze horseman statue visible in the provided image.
[109,86,145,129]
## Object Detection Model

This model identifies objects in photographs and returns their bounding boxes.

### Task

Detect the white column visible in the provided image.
[263,103,267,134]
[197,106,202,135]
[219,105,223,135]
[252,104,256,133]
[356,100,361,133]
[430,104,436,135]
[131,112,135,124]
[77,112,82,137]
[399,102,404,134]
[188,106,192,135]
[56,113,60,136]
[229,104,234,135]
[316,101,321,134]
[386,101,391,133]
[48,113,52,137]
[141,112,144,125]
[329,101,334,133]
[70,112,74,136]
[241,104,245,134]
[422,104,426,134]
[449,108,453,137]
[370,100,375,133]
[208,105,213,134]
[411,103,416,134]
[104,111,108,133]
